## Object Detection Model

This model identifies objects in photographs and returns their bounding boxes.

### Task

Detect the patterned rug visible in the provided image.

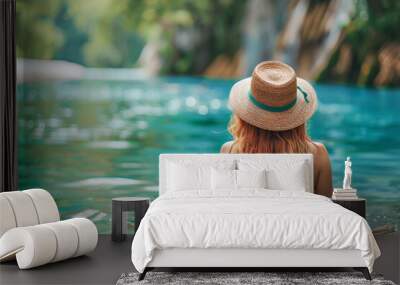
[116,271,395,285]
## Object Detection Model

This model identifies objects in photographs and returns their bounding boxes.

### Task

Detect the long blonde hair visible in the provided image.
[228,115,312,153]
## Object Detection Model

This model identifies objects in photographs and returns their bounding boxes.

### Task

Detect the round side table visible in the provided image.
[112,197,150,242]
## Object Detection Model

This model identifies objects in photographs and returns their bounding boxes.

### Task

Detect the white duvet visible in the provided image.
[131,190,380,273]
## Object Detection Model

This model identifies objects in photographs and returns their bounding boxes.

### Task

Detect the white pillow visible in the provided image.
[236,169,267,189]
[167,160,236,192]
[211,169,267,190]
[266,162,307,191]
[238,160,308,191]
[167,162,210,191]
[211,168,236,190]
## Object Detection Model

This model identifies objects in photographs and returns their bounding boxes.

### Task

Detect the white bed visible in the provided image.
[131,154,380,280]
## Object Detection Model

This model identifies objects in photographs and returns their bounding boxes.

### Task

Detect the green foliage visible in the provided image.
[68,0,144,67]
[15,0,245,72]
[53,3,88,65]
[154,0,246,74]
[16,0,64,58]
[16,0,144,67]
[318,0,400,86]
[346,0,400,56]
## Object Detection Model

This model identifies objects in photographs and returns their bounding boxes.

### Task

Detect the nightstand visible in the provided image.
[112,197,150,242]
[332,198,366,218]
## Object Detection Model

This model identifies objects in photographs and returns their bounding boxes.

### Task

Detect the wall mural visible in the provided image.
[17,0,400,233]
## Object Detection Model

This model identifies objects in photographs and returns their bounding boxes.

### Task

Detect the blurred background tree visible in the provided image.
[16,0,64,58]
[319,0,400,86]
[16,0,399,87]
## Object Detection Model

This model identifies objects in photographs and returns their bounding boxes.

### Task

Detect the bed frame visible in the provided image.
[139,154,371,281]
[141,248,370,280]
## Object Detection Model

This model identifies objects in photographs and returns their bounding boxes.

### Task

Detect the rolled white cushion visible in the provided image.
[63,218,98,257]
[0,196,17,237]
[0,218,98,269]
[0,189,60,238]
[42,221,79,262]
[0,191,39,227]
[23,189,60,224]
[0,226,57,269]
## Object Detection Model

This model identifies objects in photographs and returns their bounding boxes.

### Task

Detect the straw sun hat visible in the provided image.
[229,61,317,131]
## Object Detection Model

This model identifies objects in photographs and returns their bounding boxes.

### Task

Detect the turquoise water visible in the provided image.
[17,77,400,233]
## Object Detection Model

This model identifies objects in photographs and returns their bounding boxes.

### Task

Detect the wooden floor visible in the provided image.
[0,235,134,285]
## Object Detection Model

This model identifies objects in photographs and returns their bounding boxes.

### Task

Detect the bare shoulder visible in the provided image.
[310,141,327,154]
[317,141,329,151]
[220,141,234,153]
[311,141,333,197]
[310,141,330,163]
